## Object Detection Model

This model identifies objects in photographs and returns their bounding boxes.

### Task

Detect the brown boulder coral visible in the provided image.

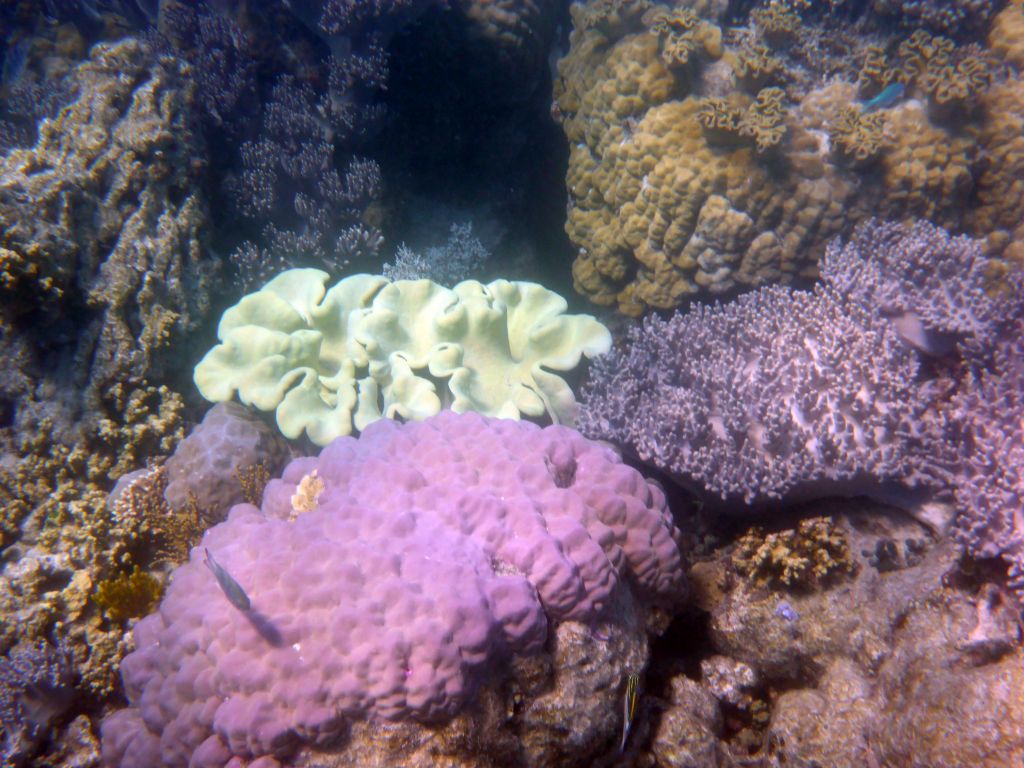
[553,0,1022,315]
[554,5,856,315]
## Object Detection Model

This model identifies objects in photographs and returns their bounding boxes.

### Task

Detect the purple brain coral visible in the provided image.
[101,411,684,768]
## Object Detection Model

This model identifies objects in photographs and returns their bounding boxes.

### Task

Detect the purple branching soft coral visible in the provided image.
[229,73,385,286]
[579,284,953,505]
[954,318,1024,595]
[578,219,1020,506]
[101,412,685,768]
[157,3,257,136]
[821,219,1011,355]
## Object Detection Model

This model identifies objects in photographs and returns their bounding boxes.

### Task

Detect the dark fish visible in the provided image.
[2,39,29,90]
[620,673,640,752]
[204,548,251,612]
[861,82,905,113]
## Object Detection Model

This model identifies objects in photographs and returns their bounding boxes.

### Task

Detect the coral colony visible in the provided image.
[2,0,1024,766]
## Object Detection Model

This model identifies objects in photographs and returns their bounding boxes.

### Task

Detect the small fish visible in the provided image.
[204,548,251,612]
[861,82,905,114]
[620,673,640,752]
[1,39,29,90]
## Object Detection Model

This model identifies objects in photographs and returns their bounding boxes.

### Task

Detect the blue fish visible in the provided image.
[204,548,251,612]
[861,82,905,114]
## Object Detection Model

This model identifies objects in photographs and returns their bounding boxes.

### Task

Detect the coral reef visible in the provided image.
[0,42,211,705]
[642,4,723,72]
[553,5,861,314]
[93,568,163,624]
[578,218,1020,508]
[383,222,491,284]
[553,0,1019,314]
[829,105,886,167]
[194,269,612,443]
[0,37,217,409]
[954,318,1024,601]
[821,219,1012,353]
[871,0,1005,37]
[578,283,948,505]
[683,499,1024,767]
[731,41,786,91]
[101,411,686,767]
[0,384,184,703]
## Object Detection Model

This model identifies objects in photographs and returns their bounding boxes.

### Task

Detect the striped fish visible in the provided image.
[620,673,640,752]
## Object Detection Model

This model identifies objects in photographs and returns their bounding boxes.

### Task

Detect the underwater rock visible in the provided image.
[650,675,728,768]
[691,498,1024,766]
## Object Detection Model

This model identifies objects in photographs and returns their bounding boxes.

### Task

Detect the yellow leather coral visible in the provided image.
[193,270,612,444]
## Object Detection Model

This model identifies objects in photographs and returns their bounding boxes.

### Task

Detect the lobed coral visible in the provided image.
[194,269,611,443]
[877,103,975,228]
[101,411,686,767]
[554,4,862,314]
[162,402,290,518]
[554,0,1020,316]
[989,0,1024,67]
[830,106,886,167]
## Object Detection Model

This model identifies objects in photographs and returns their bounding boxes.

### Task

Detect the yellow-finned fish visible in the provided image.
[620,673,640,752]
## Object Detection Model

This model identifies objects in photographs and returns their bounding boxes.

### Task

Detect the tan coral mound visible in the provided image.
[556,23,854,314]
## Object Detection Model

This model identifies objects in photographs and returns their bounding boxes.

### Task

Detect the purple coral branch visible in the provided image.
[579,219,1013,506]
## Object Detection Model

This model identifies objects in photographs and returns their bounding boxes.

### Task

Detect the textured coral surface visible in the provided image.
[554,0,1024,315]
[102,411,684,767]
